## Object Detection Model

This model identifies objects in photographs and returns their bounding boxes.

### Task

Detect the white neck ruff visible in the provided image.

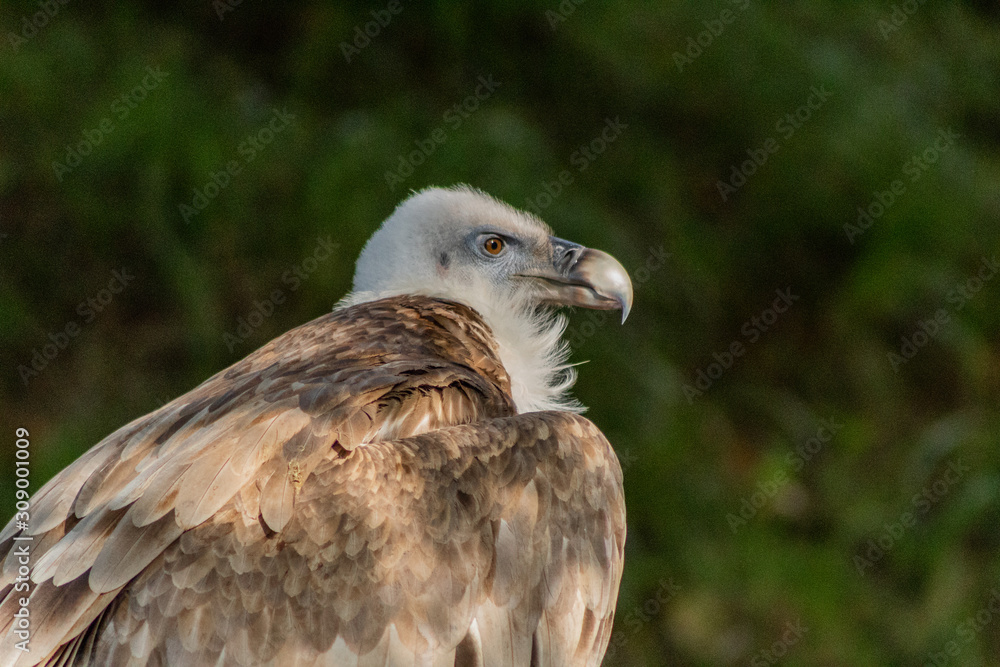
[338,290,583,415]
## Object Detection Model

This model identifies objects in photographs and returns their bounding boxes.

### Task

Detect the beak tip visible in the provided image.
[619,293,632,324]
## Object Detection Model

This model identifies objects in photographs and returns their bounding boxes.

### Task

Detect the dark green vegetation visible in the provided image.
[2,1,999,664]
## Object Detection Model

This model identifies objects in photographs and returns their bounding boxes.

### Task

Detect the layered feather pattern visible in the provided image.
[0,296,625,666]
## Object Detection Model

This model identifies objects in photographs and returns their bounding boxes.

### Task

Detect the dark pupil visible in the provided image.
[488,239,500,252]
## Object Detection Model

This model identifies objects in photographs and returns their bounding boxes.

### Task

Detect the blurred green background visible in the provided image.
[2,1,1000,664]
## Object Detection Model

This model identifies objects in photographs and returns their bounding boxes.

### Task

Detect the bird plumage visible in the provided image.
[0,186,630,666]
[342,185,585,415]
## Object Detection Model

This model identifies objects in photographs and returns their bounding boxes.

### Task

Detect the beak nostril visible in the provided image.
[553,244,584,275]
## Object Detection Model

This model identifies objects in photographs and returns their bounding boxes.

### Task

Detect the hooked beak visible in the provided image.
[519,237,634,323]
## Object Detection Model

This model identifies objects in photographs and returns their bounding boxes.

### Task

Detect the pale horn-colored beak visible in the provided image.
[519,237,634,323]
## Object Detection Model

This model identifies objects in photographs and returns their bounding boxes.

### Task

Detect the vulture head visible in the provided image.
[350,185,633,320]
[344,185,634,414]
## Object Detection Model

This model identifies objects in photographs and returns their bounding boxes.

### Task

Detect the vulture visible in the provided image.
[0,186,632,666]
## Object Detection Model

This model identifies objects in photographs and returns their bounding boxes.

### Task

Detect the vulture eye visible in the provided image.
[483,236,505,255]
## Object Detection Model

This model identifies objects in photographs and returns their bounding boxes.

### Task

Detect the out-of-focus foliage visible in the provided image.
[2,1,999,664]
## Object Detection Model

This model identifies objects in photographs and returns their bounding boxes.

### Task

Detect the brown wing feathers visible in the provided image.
[0,296,624,666]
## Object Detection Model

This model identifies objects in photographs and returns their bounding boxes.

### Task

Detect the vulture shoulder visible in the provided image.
[0,295,625,666]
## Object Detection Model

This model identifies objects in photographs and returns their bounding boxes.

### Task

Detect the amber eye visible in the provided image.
[483,236,505,255]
